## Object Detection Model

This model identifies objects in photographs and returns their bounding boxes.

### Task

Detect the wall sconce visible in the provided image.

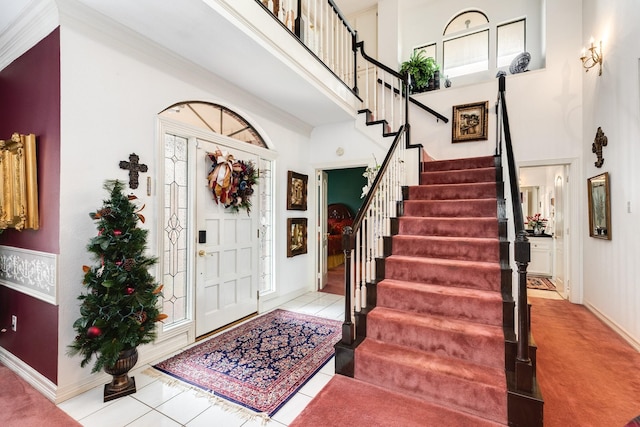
[580,38,603,75]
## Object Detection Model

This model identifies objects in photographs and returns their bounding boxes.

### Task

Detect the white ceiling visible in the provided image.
[333,0,378,17]
[1,0,363,127]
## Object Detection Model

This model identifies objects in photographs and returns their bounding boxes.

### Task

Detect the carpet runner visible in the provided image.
[292,155,508,426]
[151,309,341,417]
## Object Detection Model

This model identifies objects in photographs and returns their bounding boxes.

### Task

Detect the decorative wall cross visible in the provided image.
[119,153,148,189]
[592,127,608,168]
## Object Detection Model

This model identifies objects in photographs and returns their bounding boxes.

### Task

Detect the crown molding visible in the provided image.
[0,0,59,71]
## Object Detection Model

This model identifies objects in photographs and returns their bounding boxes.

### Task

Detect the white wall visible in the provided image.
[581,0,640,349]
[56,18,318,396]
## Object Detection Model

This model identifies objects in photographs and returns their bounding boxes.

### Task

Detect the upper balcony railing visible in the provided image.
[256,0,447,131]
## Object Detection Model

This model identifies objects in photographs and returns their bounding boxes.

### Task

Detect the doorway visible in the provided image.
[519,163,570,298]
[317,167,367,296]
[159,103,274,338]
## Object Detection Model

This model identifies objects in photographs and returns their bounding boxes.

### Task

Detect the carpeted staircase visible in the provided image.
[291,155,508,426]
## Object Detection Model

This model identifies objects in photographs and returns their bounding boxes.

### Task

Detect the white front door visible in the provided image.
[195,139,258,337]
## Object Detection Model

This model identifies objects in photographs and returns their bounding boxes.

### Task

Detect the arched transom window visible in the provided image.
[160,102,267,148]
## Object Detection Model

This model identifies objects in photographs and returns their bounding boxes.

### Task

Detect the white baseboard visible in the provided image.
[584,301,640,352]
[0,348,57,402]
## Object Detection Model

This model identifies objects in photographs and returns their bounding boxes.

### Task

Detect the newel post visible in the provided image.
[341,226,355,345]
[514,230,533,392]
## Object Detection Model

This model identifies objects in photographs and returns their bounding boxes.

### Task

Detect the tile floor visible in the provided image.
[58,291,345,427]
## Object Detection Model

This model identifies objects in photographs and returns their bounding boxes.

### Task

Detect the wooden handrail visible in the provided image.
[497,74,533,393]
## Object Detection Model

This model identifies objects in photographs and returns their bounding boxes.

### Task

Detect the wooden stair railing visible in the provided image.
[496,74,544,427]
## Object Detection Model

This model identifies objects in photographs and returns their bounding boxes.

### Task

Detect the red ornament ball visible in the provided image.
[126,287,135,295]
[87,326,102,338]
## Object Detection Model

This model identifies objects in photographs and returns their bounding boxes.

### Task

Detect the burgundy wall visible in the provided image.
[0,287,58,382]
[0,28,61,254]
[0,28,61,384]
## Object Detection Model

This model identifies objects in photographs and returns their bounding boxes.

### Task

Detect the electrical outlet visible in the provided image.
[11,315,17,332]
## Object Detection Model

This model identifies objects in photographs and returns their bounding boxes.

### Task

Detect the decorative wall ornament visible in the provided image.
[119,153,148,189]
[452,101,489,143]
[0,246,57,304]
[206,150,258,214]
[580,38,603,76]
[509,52,531,74]
[592,127,608,168]
[0,133,39,231]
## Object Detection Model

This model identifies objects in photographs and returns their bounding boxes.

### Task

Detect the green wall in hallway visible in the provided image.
[327,167,366,216]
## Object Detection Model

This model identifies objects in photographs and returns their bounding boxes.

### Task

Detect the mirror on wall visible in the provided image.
[520,186,539,218]
[587,172,611,240]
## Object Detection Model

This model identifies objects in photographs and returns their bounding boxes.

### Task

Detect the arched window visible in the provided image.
[160,102,267,148]
[443,10,490,78]
[443,10,488,35]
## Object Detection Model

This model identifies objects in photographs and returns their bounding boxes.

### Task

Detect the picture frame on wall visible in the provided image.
[287,217,308,257]
[452,101,489,143]
[287,171,308,210]
[587,172,611,240]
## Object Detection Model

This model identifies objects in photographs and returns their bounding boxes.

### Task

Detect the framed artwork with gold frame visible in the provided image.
[287,171,307,210]
[0,133,39,231]
[287,217,307,257]
[452,101,489,143]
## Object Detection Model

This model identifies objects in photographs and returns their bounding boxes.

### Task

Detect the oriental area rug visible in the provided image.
[150,309,342,418]
[526,276,557,291]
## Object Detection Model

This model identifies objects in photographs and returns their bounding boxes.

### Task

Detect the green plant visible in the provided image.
[400,50,440,92]
[68,180,165,373]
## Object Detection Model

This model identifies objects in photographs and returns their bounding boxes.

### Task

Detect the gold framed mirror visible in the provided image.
[587,172,610,240]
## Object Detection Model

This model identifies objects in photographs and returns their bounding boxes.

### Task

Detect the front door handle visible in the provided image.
[198,250,206,257]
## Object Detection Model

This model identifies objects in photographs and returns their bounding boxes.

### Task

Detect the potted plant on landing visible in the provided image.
[68,180,166,401]
[400,50,441,93]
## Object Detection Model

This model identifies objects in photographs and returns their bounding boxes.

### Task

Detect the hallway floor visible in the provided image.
[56,287,635,426]
[58,291,344,427]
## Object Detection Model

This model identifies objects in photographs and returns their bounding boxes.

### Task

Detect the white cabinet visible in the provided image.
[528,236,553,276]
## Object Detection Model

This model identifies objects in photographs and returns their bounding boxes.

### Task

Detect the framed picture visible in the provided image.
[452,101,489,143]
[287,171,307,210]
[587,172,611,239]
[287,218,308,257]
[0,133,39,231]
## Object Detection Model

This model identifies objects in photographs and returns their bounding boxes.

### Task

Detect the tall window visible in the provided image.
[497,19,526,68]
[443,11,490,78]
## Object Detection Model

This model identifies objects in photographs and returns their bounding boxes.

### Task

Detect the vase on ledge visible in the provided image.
[533,225,544,235]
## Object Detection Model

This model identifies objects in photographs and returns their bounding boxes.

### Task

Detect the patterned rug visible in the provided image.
[527,276,557,291]
[151,309,342,417]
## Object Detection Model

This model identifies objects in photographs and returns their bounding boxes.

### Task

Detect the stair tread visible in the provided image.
[290,375,507,427]
[358,337,506,385]
[369,306,504,339]
[379,278,502,300]
[393,235,499,243]
[387,254,500,270]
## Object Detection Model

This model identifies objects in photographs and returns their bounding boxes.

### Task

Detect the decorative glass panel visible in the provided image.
[258,159,274,294]
[159,103,267,148]
[162,133,189,328]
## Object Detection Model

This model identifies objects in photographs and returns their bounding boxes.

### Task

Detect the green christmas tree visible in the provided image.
[68,180,165,373]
